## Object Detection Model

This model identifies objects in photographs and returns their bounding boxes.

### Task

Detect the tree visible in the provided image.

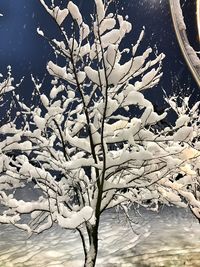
[0,1,200,267]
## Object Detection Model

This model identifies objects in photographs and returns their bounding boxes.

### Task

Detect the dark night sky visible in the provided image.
[0,0,199,106]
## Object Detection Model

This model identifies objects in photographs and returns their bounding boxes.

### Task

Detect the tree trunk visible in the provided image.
[84,223,99,267]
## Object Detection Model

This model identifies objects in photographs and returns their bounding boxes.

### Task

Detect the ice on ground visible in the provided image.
[0,207,200,266]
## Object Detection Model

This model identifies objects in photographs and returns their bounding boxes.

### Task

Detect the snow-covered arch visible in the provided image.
[169,0,200,88]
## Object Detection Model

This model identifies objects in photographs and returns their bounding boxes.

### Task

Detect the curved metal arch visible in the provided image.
[169,0,200,88]
[198,0,200,42]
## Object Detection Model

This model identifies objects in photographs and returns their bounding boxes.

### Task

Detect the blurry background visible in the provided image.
[0,0,199,105]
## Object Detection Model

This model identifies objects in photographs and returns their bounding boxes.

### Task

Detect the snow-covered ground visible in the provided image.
[0,207,200,267]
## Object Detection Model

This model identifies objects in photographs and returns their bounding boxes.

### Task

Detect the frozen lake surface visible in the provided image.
[0,207,200,267]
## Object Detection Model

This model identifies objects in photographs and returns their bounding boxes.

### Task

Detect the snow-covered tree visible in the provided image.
[0,1,200,266]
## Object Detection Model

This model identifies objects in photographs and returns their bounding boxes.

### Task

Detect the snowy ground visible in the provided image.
[0,207,200,267]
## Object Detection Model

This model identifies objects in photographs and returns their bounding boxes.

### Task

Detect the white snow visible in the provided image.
[40,93,49,107]
[39,1,68,26]
[185,43,200,67]
[37,27,44,36]
[53,7,69,26]
[57,206,94,229]
[175,114,190,127]
[95,0,105,22]
[68,1,83,26]
[0,207,199,266]
[47,61,75,85]
[101,29,122,47]
[132,28,145,56]
[173,0,186,30]
[81,22,90,40]
[33,114,46,131]
[99,18,116,35]
[173,126,193,142]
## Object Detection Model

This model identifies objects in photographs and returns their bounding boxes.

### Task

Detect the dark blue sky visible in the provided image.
[0,0,199,104]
